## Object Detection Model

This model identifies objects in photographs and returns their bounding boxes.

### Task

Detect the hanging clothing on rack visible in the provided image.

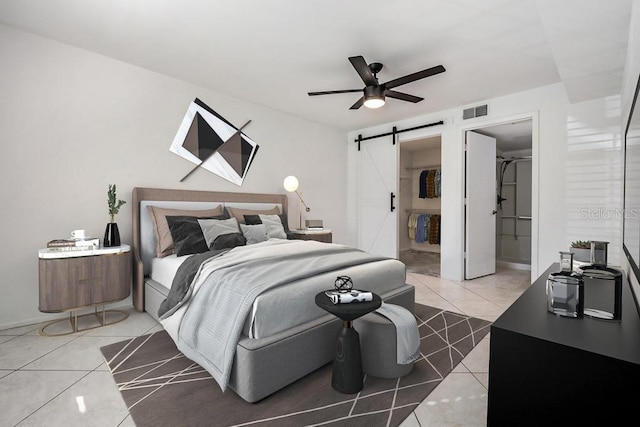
[415,214,426,243]
[418,168,442,199]
[408,213,418,239]
[426,170,437,198]
[419,170,428,198]
[408,212,441,245]
[429,214,441,245]
[423,214,433,243]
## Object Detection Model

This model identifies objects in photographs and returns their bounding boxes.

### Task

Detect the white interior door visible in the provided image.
[358,138,398,258]
[465,131,497,279]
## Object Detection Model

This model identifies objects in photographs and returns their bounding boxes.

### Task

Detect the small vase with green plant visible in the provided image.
[570,240,591,262]
[104,184,126,247]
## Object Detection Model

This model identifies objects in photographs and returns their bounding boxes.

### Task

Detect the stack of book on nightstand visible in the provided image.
[46,237,100,251]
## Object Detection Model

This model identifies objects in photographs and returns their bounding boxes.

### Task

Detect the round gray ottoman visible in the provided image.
[354,309,415,378]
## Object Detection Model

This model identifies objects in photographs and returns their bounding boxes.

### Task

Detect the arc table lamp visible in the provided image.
[283,175,310,230]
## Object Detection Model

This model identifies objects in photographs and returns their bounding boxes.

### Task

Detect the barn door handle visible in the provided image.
[390,192,396,212]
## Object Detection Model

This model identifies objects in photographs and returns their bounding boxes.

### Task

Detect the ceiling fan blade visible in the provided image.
[308,89,362,96]
[383,65,446,89]
[385,90,424,103]
[349,56,377,86]
[350,97,365,110]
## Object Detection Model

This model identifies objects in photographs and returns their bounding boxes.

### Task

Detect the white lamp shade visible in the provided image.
[283,175,299,192]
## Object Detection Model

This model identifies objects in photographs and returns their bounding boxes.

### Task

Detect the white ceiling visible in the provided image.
[0,0,632,132]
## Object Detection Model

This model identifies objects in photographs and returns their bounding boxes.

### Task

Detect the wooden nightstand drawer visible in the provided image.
[38,247,131,312]
[290,229,332,243]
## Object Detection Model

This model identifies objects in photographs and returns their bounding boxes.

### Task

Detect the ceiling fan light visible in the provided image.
[364,97,385,108]
[364,86,385,109]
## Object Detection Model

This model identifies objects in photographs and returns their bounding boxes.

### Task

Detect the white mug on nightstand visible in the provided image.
[70,229,86,239]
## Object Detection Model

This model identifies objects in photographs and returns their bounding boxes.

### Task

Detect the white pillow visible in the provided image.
[259,214,287,239]
[240,223,268,244]
[198,217,240,249]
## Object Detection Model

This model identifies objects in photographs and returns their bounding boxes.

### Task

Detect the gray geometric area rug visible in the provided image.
[100,304,491,427]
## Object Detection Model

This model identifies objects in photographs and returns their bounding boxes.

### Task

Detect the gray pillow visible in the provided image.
[240,223,268,244]
[198,217,240,249]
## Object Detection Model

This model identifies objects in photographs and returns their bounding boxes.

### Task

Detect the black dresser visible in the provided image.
[488,263,640,425]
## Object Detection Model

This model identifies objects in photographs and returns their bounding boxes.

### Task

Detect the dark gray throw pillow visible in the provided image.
[211,232,247,250]
[244,214,290,232]
[243,214,262,225]
[167,214,228,257]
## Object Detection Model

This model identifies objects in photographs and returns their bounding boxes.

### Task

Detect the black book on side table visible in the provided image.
[315,291,381,394]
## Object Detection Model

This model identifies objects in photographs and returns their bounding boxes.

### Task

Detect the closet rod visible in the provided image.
[355,120,444,150]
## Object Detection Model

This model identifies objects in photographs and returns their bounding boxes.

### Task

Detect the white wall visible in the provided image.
[0,25,347,329]
[565,96,623,264]
[349,83,624,282]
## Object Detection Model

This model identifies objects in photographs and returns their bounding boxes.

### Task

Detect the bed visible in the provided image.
[131,187,415,402]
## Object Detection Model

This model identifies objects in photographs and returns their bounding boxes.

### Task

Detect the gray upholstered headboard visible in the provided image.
[131,187,288,312]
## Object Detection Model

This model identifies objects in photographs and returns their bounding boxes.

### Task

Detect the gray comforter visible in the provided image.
[158,249,227,318]
[160,239,387,392]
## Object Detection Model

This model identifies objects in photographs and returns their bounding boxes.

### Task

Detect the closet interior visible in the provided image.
[496,150,532,268]
[398,135,442,277]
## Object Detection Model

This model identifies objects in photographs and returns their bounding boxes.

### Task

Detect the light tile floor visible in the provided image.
[0,267,531,427]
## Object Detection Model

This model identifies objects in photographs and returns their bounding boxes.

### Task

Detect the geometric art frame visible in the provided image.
[170,98,259,186]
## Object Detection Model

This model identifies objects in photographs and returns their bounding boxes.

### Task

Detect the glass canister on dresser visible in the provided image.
[546,251,584,318]
[589,241,609,267]
[581,266,622,320]
[579,241,622,321]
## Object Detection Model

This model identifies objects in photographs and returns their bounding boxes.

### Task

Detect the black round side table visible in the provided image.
[315,291,381,394]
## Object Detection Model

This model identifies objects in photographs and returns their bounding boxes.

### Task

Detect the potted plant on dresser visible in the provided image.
[570,240,591,262]
[104,184,126,247]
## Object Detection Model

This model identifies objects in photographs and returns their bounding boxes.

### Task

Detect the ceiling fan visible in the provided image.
[308,55,446,110]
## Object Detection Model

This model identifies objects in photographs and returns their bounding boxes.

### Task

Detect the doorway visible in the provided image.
[398,135,442,276]
[465,119,534,278]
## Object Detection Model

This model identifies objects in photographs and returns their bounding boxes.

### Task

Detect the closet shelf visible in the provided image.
[405,164,441,170]
[406,209,441,213]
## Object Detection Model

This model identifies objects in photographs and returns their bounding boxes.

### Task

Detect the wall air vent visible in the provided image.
[462,104,489,120]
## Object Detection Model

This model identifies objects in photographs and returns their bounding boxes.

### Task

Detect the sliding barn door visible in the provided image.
[357,138,398,259]
[465,131,497,279]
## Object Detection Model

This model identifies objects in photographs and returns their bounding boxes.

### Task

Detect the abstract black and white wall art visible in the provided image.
[170,98,259,186]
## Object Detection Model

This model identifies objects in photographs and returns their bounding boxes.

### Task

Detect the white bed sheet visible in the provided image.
[150,254,191,289]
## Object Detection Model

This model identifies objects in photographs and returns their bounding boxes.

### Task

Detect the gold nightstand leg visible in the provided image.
[39,308,129,336]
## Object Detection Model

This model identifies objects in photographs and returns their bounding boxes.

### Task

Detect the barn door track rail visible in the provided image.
[354,120,444,150]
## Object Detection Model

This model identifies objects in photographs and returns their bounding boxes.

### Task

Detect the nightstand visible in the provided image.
[38,244,131,336]
[290,228,332,243]
[315,291,381,393]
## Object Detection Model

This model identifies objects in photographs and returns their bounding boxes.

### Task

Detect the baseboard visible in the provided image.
[497,260,531,271]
